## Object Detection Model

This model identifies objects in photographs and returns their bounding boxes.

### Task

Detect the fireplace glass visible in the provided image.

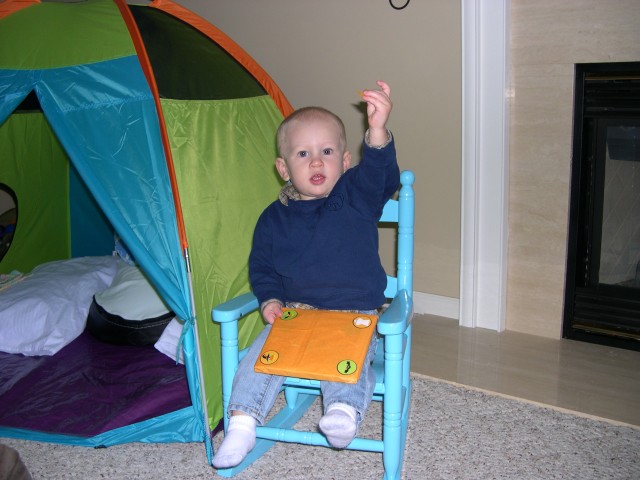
[599,124,640,288]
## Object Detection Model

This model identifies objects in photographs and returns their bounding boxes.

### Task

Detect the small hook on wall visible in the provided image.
[389,0,410,10]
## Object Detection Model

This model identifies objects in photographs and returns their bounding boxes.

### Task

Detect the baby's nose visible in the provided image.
[310,154,323,166]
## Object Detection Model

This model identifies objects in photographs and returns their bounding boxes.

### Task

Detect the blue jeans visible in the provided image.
[227,314,379,427]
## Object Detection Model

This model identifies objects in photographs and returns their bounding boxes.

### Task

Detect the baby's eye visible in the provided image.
[297,150,308,158]
[322,148,333,155]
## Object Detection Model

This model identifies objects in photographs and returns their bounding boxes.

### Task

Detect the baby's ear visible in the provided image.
[342,150,352,171]
[275,157,290,181]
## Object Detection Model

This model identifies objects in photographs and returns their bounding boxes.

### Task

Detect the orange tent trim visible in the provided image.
[0,0,40,19]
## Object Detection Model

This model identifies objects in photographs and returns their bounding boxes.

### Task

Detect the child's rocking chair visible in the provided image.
[212,170,415,480]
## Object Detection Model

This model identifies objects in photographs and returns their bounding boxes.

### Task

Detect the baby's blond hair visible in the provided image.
[276,106,347,159]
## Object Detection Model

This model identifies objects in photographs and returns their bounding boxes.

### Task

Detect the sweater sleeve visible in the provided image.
[348,136,400,218]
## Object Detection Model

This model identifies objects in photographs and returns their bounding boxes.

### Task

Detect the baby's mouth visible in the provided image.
[310,174,325,185]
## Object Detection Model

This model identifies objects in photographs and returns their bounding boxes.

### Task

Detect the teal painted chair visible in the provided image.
[212,170,415,480]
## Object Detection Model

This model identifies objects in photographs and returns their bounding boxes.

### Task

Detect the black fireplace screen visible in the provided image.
[564,62,640,351]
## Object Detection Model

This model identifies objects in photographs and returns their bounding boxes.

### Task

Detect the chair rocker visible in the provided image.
[212,170,415,480]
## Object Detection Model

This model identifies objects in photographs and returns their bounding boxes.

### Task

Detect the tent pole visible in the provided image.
[184,246,214,463]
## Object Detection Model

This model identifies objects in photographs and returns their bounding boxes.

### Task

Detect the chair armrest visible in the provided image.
[212,292,260,323]
[377,289,413,336]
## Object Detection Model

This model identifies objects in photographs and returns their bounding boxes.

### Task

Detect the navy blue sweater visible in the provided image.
[249,138,400,311]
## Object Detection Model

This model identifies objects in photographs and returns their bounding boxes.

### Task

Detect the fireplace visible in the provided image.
[564,62,640,351]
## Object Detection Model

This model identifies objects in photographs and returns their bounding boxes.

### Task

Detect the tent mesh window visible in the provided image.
[130,6,267,100]
[0,184,17,262]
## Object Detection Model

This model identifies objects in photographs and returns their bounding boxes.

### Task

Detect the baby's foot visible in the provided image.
[212,415,257,469]
[318,402,357,449]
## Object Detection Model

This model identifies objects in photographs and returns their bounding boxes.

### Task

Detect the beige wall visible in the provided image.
[508,0,640,337]
[173,1,640,337]
[177,0,462,299]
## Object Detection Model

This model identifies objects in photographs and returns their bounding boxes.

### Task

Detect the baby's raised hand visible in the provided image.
[361,80,392,146]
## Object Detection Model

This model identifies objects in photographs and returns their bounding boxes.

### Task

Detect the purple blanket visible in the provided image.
[0,330,190,437]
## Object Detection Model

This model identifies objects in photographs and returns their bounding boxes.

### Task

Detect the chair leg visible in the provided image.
[382,409,401,480]
[284,386,299,407]
[381,377,412,480]
[382,331,406,480]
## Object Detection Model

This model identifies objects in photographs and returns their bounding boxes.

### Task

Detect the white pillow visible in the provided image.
[94,263,170,320]
[154,317,185,364]
[0,256,118,356]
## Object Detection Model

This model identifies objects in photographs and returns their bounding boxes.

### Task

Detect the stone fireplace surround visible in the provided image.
[462,0,640,339]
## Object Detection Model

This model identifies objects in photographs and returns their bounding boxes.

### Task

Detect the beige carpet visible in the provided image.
[2,373,640,479]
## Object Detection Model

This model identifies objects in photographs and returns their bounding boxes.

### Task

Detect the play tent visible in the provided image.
[0,0,292,462]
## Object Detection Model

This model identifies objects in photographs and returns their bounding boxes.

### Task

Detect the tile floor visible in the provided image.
[411,314,640,427]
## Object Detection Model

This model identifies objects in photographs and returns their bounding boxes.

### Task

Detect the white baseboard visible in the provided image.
[413,291,459,320]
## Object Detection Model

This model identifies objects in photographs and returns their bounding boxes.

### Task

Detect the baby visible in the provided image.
[213,81,399,469]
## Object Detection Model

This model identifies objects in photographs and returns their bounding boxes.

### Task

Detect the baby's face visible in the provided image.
[275,118,351,200]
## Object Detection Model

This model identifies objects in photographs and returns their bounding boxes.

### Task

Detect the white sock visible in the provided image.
[318,402,358,449]
[212,415,257,469]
